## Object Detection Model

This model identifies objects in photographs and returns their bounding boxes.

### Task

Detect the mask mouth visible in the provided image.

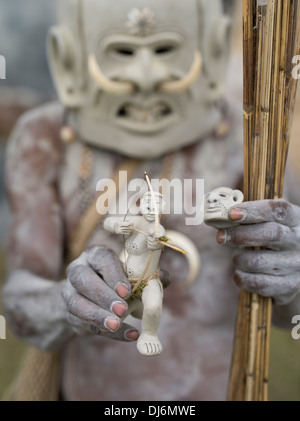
[115,101,175,133]
[205,205,224,213]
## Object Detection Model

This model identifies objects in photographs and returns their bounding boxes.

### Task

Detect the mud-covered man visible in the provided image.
[3,0,300,400]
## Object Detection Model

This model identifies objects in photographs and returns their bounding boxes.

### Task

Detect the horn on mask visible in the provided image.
[88,54,135,95]
[159,50,203,93]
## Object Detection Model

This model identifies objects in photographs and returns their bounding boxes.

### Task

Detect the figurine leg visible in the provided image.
[137,278,163,356]
[127,298,143,319]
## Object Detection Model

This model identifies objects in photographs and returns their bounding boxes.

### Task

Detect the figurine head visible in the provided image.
[48,0,233,158]
[204,187,244,228]
[140,191,165,222]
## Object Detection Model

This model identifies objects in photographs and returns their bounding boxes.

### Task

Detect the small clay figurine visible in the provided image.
[104,190,166,356]
[204,187,244,228]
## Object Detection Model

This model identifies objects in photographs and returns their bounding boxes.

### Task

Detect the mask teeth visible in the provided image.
[123,104,170,123]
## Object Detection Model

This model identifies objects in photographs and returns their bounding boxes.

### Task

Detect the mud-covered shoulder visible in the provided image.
[5,101,64,195]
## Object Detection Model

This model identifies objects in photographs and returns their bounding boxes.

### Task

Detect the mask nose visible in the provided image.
[124,48,169,94]
[207,193,219,205]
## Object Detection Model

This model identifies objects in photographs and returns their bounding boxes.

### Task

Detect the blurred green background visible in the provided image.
[0,0,299,402]
[0,251,26,399]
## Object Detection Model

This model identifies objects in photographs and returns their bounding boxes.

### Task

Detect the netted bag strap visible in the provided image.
[2,348,61,401]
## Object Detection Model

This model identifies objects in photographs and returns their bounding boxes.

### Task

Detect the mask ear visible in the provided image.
[47,26,82,108]
[207,16,231,100]
[232,190,244,204]
[200,0,232,104]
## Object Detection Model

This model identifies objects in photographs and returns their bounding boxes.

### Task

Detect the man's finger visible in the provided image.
[101,324,140,342]
[86,246,132,298]
[62,285,121,332]
[68,264,128,316]
[233,249,300,276]
[66,313,139,342]
[217,222,298,250]
[229,199,300,227]
[234,269,300,306]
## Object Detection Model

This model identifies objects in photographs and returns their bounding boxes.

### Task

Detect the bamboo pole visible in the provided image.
[228,0,300,401]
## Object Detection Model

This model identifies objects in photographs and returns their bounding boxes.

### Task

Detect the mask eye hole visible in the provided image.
[219,194,226,198]
[115,47,135,56]
[154,45,175,55]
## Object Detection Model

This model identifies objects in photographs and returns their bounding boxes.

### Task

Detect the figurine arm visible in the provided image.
[147,224,165,251]
[104,216,138,235]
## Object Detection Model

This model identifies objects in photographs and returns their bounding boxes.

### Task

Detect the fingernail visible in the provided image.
[125,330,139,341]
[112,301,127,317]
[116,283,130,299]
[230,208,246,221]
[217,230,227,244]
[104,317,120,332]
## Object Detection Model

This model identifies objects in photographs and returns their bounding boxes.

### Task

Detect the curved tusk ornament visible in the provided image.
[159,50,203,93]
[119,230,201,289]
[89,50,202,95]
[165,229,201,289]
[88,54,135,95]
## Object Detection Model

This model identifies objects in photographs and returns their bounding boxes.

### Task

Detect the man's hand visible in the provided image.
[62,246,139,341]
[215,199,300,305]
